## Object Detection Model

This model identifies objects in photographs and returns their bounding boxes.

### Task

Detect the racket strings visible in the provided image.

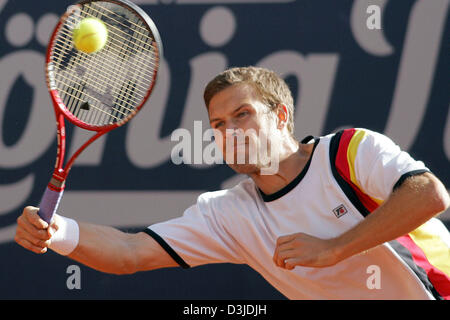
[58,89,122,121]
[52,40,151,104]
[50,1,159,127]
[64,12,158,66]
[90,2,150,38]
[62,7,157,84]
[53,30,156,89]
[52,24,101,123]
[51,45,137,123]
[53,39,153,124]
[51,71,130,117]
[82,3,159,64]
[87,3,155,53]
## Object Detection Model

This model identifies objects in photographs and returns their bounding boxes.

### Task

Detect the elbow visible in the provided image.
[435,189,450,213]
[113,232,159,275]
[101,254,138,275]
[114,256,139,275]
[405,172,450,216]
[427,174,450,214]
[87,256,138,276]
[109,235,141,275]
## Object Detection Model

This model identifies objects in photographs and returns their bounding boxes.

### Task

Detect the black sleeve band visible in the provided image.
[141,228,190,269]
[392,169,431,191]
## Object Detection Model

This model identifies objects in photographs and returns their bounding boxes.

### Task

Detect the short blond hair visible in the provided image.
[203,66,295,135]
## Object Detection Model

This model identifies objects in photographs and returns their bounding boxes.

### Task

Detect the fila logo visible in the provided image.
[333,204,348,218]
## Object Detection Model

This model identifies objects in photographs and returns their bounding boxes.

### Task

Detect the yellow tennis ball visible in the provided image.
[73,18,108,53]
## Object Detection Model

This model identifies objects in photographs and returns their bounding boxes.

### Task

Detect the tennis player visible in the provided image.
[15,67,450,299]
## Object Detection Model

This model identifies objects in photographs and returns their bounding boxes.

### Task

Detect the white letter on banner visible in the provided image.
[179,53,228,169]
[126,58,173,168]
[0,51,54,168]
[384,0,449,150]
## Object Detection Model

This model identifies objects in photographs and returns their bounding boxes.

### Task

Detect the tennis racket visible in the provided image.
[39,0,162,223]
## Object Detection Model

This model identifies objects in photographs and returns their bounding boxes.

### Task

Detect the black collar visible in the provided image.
[258,137,320,202]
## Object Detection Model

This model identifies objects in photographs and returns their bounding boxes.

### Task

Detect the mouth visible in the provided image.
[231,142,248,152]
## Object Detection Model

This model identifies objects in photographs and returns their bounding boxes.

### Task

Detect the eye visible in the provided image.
[214,121,224,128]
[237,111,248,118]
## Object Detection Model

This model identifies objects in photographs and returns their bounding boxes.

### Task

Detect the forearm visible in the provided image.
[334,173,450,261]
[16,207,175,273]
[67,222,138,275]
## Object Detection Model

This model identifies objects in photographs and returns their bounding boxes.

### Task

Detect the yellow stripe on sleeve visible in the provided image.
[347,129,366,187]
[346,129,384,205]
[409,220,450,276]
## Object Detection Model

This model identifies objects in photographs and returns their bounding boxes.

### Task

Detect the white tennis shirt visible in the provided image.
[145,128,450,300]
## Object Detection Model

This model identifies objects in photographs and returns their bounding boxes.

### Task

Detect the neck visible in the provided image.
[249,139,314,196]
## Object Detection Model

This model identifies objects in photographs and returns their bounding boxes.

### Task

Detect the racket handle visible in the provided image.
[38,187,64,224]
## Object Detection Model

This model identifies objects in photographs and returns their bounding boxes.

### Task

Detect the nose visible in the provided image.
[225,128,237,138]
[225,119,244,136]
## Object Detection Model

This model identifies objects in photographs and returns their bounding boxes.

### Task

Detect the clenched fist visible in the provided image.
[15,206,59,254]
[273,232,342,269]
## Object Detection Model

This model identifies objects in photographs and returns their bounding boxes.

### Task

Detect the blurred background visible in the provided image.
[0,0,448,299]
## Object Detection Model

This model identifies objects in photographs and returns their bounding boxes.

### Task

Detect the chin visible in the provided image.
[227,163,261,175]
[225,153,263,175]
[223,148,271,175]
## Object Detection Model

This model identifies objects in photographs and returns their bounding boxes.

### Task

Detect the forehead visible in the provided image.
[208,83,262,118]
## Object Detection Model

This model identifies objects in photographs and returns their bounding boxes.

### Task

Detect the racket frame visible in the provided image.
[40,0,161,220]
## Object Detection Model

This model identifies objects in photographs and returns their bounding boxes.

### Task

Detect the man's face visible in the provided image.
[208,83,280,174]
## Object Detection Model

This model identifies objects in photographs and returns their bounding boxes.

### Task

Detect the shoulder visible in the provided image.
[328,127,393,143]
[321,127,385,141]
[322,127,397,153]
[193,178,259,230]
[197,177,257,208]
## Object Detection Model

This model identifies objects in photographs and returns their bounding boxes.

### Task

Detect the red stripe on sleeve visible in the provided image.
[335,129,379,213]
[335,128,355,180]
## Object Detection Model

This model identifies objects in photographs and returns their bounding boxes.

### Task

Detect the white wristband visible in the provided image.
[49,214,79,256]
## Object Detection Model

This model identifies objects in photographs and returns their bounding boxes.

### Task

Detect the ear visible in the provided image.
[276,104,288,129]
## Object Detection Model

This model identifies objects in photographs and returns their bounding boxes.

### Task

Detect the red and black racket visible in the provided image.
[39,0,162,223]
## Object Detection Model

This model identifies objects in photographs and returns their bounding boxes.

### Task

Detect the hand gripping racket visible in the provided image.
[39,0,162,223]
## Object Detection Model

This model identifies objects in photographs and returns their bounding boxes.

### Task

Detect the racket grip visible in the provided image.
[38,187,64,224]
